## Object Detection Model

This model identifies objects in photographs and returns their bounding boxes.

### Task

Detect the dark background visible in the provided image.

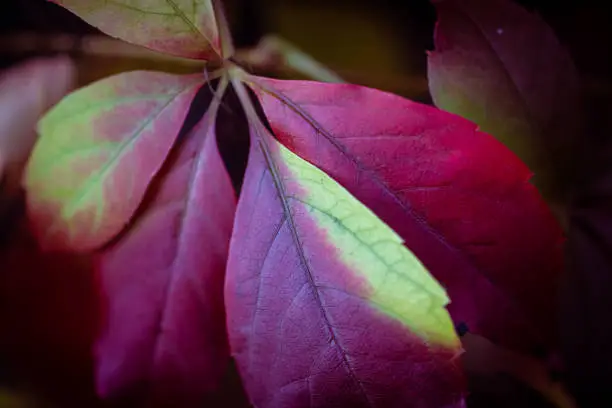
[1,0,611,99]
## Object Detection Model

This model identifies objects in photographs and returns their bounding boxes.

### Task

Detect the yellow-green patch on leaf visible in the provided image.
[25,70,203,252]
[277,141,459,349]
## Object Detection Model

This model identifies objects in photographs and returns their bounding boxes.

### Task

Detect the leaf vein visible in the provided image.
[285,195,443,300]
[102,0,176,16]
[248,215,288,370]
[60,89,185,218]
[255,132,374,407]
[164,0,214,46]
[249,79,515,310]
[150,78,227,373]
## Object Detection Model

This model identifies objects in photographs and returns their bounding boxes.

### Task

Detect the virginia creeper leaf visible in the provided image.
[50,0,223,60]
[247,76,564,354]
[94,80,235,404]
[427,0,582,202]
[225,105,465,408]
[24,71,203,252]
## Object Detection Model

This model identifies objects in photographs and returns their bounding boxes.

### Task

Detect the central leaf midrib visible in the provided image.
[285,194,445,302]
[48,82,199,245]
[150,78,227,376]
[60,88,186,219]
[254,81,535,329]
[255,133,374,407]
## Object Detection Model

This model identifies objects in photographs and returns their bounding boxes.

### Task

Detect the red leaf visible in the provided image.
[93,85,236,405]
[246,76,564,354]
[225,82,465,408]
[427,0,582,201]
[25,71,203,252]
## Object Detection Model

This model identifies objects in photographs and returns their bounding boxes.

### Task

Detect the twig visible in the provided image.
[234,34,345,83]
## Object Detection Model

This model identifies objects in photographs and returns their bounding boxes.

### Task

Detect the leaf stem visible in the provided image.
[212,0,235,59]
[234,35,345,83]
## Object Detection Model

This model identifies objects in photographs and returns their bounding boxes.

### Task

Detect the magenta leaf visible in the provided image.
[25,71,203,252]
[225,86,465,406]
[246,76,565,354]
[93,79,236,405]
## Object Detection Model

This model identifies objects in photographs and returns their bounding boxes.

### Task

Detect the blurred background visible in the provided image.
[1,0,611,102]
[0,0,611,407]
[2,0,610,139]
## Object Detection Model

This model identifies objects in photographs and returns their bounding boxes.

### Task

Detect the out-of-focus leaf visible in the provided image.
[0,57,75,226]
[0,57,75,178]
[427,0,582,203]
[50,0,225,60]
[247,76,564,354]
[235,35,345,83]
[225,100,465,407]
[24,71,202,252]
[93,79,236,405]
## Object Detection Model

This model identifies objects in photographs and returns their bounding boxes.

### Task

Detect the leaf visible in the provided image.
[235,35,346,83]
[0,57,75,176]
[427,0,582,203]
[50,0,224,60]
[246,76,564,354]
[0,57,75,231]
[93,80,236,404]
[24,71,203,252]
[225,89,465,408]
